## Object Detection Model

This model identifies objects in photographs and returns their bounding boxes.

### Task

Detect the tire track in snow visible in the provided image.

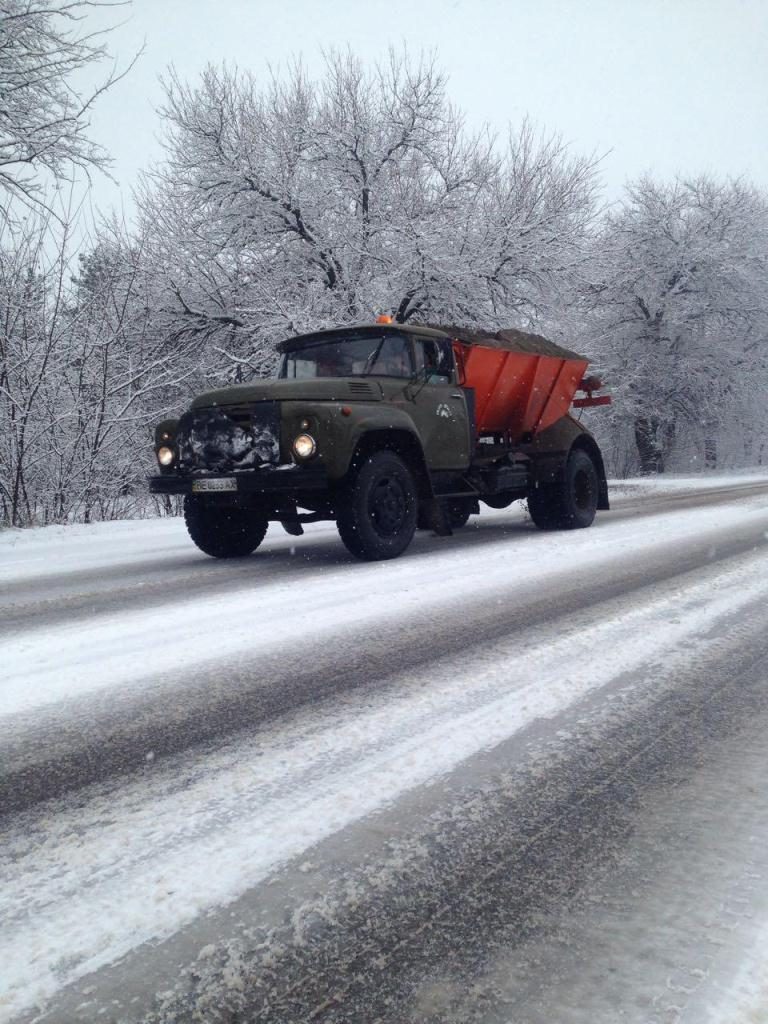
[2,479,767,636]
[16,562,768,1024]
[3,547,768,1020]
[3,504,768,816]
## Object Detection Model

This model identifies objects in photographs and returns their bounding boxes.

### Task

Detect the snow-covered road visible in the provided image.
[3,475,768,1023]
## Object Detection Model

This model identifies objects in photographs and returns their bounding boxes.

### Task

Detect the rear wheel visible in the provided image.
[527,448,598,530]
[184,496,268,558]
[337,451,418,561]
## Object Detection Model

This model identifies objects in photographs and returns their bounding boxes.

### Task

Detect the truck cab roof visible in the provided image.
[277,322,585,361]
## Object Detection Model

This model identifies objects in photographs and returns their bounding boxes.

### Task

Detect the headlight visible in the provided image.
[157,446,175,467]
[292,433,317,460]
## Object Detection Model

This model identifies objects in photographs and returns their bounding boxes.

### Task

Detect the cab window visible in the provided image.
[415,338,454,384]
[279,331,414,379]
[369,335,413,377]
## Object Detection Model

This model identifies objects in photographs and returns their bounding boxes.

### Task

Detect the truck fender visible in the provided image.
[570,435,610,510]
[344,427,434,500]
[527,418,609,511]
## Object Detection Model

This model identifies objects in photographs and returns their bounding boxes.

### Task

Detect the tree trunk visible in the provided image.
[663,419,676,469]
[634,416,664,474]
[704,419,719,471]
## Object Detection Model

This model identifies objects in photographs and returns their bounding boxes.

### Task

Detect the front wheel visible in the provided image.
[337,451,418,561]
[527,449,598,530]
[184,496,268,558]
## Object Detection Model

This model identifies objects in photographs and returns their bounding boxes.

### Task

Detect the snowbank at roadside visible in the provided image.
[608,469,768,495]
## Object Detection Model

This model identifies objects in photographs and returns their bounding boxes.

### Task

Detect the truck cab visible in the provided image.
[278,326,473,473]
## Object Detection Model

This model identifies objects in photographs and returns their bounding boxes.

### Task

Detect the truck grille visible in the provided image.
[177,402,280,473]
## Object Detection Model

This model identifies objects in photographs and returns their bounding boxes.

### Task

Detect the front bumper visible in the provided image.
[149,464,329,496]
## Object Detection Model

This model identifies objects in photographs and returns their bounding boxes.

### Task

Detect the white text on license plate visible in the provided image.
[192,478,237,493]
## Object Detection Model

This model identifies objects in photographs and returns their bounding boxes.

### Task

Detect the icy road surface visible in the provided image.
[2,474,768,1023]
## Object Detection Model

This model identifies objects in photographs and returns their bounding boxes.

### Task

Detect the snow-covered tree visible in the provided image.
[0,0,135,221]
[138,51,601,383]
[57,229,192,521]
[588,176,768,473]
[0,215,188,526]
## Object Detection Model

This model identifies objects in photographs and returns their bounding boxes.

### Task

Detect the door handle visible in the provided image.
[450,393,463,399]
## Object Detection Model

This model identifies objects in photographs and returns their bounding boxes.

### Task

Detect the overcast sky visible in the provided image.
[83,0,768,223]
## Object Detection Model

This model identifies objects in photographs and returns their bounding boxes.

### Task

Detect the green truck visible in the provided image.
[149,322,609,561]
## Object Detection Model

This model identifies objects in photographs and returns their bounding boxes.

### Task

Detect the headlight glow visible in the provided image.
[157,445,175,467]
[292,433,317,460]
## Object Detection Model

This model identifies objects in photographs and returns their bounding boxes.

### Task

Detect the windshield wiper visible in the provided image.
[361,339,385,376]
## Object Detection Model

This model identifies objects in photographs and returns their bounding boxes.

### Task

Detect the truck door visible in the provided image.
[409,338,472,470]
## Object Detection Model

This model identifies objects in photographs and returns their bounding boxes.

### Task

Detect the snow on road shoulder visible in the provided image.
[0,516,190,584]
[608,469,768,497]
[0,513,345,586]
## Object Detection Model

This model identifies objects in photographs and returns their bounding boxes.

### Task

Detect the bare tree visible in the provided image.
[588,175,768,473]
[137,50,601,384]
[0,211,71,524]
[0,212,190,526]
[0,0,136,221]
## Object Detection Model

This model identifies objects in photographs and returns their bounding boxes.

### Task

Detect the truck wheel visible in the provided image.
[184,496,268,558]
[337,451,418,560]
[528,449,598,530]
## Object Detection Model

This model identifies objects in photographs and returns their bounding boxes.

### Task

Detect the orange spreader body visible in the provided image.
[454,342,589,442]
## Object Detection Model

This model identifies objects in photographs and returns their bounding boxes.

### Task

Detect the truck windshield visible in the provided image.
[279,332,413,379]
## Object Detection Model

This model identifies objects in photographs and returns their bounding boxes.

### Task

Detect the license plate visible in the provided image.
[192,477,238,493]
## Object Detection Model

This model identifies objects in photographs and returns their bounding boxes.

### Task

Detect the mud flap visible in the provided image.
[420,499,453,536]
